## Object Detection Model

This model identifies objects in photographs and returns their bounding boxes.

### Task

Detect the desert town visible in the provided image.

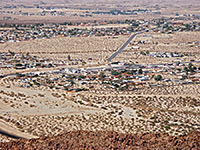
[0,0,200,149]
[0,17,200,44]
[0,26,200,142]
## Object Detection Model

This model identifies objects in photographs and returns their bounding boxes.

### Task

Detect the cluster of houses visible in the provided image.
[0,52,67,70]
[148,52,183,58]
[0,9,93,17]
[156,20,200,33]
[0,24,140,43]
[10,58,200,92]
[0,16,199,44]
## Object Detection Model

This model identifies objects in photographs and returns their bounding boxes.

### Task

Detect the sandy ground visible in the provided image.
[0,74,199,141]
[0,82,101,116]
[0,36,128,63]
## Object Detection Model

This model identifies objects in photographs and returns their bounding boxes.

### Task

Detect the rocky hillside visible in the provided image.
[0,131,199,149]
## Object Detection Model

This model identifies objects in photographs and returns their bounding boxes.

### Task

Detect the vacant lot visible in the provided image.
[0,36,128,63]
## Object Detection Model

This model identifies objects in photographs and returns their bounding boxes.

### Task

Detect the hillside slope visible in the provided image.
[0,131,199,149]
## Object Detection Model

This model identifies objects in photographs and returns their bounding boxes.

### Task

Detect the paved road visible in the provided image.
[0,129,25,139]
[107,31,143,62]
[0,121,38,140]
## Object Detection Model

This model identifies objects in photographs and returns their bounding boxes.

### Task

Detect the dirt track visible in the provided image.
[0,121,38,140]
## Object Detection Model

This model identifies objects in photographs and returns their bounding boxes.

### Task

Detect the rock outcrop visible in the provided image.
[0,131,199,149]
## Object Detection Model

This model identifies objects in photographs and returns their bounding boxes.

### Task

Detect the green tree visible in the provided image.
[154,75,162,81]
[138,68,143,74]
[70,80,75,85]
[188,63,194,72]
[67,55,71,61]
[184,67,189,72]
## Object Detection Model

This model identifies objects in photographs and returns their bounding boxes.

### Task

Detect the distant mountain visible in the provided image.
[0,0,199,5]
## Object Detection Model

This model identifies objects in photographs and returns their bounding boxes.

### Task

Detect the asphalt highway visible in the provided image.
[107,31,143,62]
